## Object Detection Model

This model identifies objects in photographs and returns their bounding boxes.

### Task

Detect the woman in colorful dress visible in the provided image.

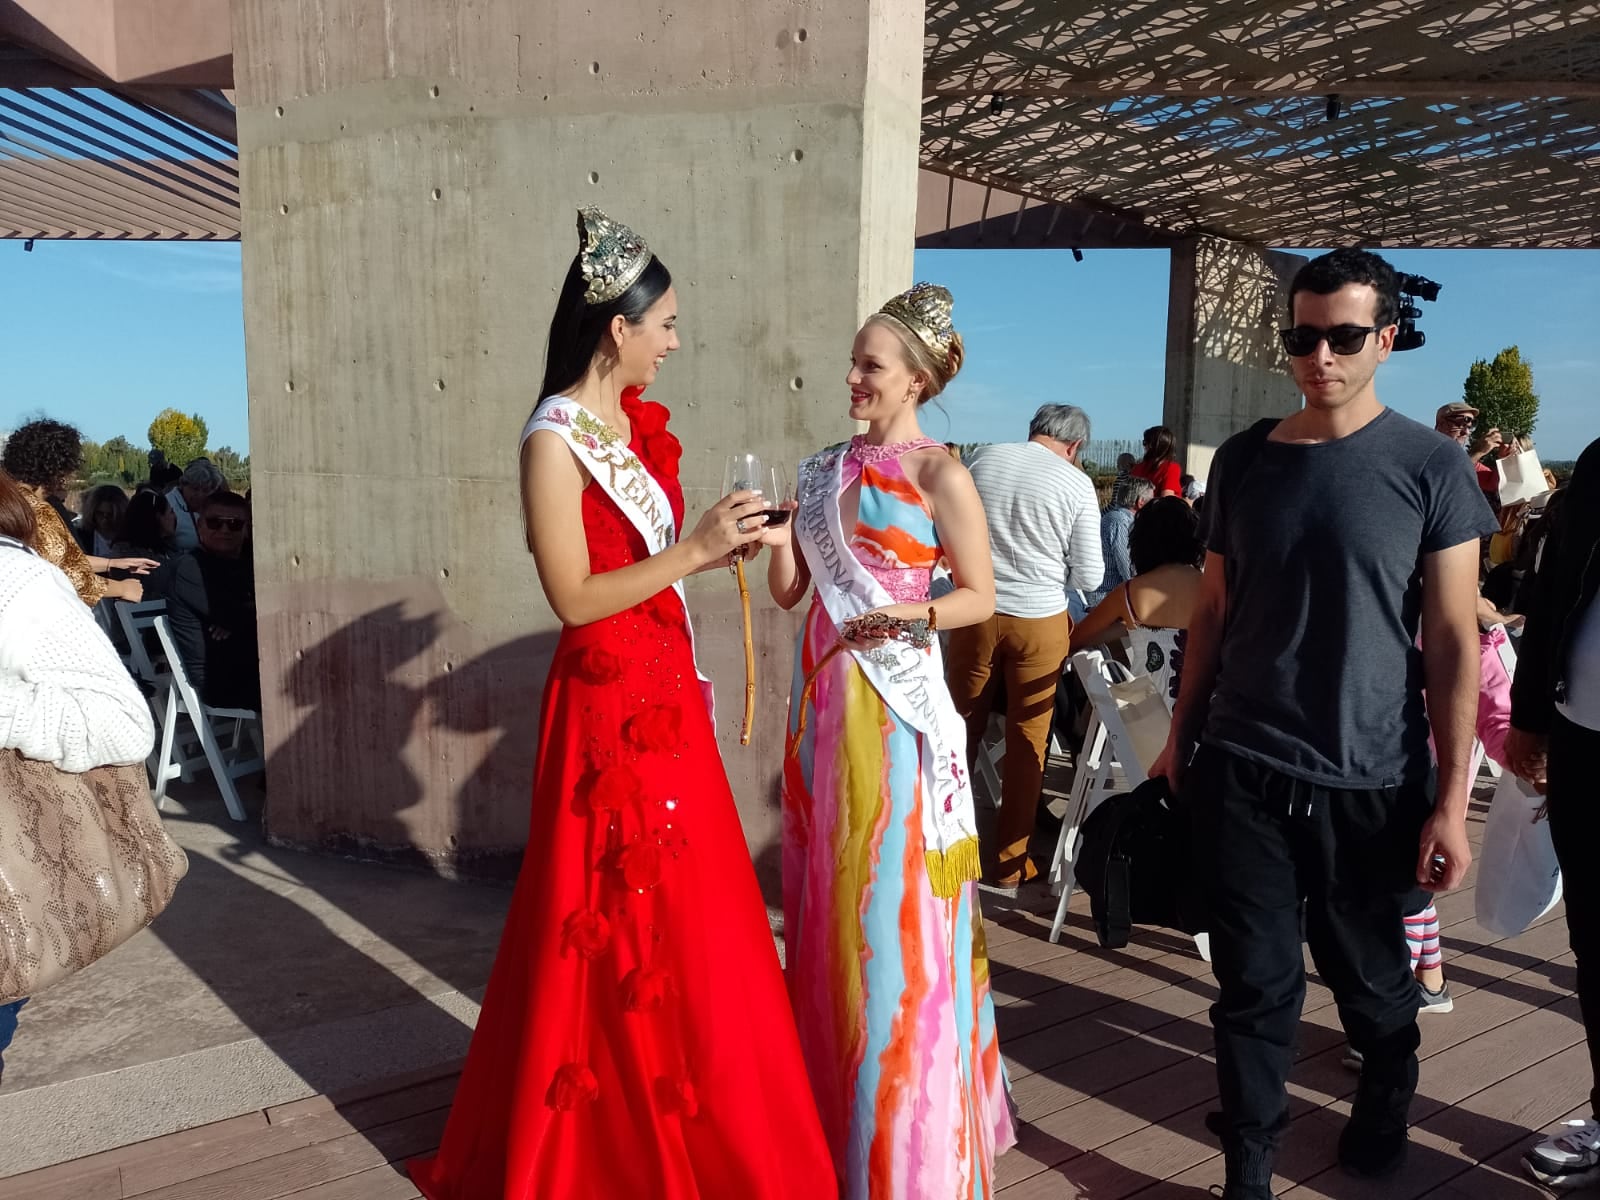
[763,283,1016,1199]
[409,209,836,1200]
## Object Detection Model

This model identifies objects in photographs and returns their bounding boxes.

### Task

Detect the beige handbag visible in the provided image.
[0,750,188,1005]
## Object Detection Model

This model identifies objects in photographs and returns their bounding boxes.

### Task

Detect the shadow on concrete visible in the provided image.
[133,607,558,1121]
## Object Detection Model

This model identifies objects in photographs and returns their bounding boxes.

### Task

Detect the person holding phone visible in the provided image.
[765,283,1015,1198]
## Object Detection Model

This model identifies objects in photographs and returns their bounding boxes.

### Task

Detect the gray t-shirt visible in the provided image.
[1201,408,1498,788]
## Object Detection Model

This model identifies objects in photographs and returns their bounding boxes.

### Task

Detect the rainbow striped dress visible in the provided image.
[782,436,1015,1200]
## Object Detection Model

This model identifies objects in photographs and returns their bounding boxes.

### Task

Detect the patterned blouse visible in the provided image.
[23,488,106,606]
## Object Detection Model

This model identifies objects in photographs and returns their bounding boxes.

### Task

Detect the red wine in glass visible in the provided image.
[761,464,795,526]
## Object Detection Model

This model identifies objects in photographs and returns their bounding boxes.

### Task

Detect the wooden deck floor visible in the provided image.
[1,801,1587,1199]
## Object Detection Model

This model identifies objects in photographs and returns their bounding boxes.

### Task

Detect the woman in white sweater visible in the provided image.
[0,470,155,1086]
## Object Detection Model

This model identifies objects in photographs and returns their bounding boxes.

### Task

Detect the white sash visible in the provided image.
[522,396,714,717]
[794,443,979,898]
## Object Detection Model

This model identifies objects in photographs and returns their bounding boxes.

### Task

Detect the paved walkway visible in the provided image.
[0,791,1587,1199]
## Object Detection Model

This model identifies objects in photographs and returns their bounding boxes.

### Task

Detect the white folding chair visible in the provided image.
[117,599,169,687]
[116,600,176,777]
[974,713,1006,810]
[971,676,1071,811]
[118,602,261,821]
[1047,647,1210,961]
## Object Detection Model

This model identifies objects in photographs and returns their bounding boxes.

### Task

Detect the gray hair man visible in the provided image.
[1089,474,1155,608]
[946,403,1103,893]
[170,459,227,553]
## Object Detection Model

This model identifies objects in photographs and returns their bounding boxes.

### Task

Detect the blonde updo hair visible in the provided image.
[866,315,965,403]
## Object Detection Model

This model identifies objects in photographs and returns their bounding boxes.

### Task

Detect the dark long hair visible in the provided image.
[1141,425,1176,468]
[537,255,673,405]
[117,489,171,553]
[1129,496,1203,574]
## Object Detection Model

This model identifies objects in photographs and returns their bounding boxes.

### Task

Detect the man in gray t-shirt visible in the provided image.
[1153,249,1496,1200]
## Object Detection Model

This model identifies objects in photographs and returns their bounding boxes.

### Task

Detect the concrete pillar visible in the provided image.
[231,0,922,885]
[1162,236,1308,481]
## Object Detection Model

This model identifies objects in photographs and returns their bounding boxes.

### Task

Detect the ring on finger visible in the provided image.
[736,518,747,533]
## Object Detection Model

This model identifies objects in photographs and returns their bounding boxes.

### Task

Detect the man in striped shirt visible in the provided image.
[947,404,1104,893]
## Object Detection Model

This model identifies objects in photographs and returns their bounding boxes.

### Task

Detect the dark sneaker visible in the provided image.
[1523,1118,1600,1191]
[1338,1071,1414,1178]
[1417,981,1454,1014]
[1217,1144,1277,1199]
[1341,1045,1364,1073]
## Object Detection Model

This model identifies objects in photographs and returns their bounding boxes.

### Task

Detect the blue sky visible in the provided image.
[2,241,1594,461]
[921,246,1596,461]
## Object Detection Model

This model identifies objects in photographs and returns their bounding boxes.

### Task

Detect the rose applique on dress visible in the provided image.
[621,389,683,479]
[560,909,611,959]
[580,764,641,816]
[615,843,664,892]
[576,644,625,685]
[621,966,676,1012]
[625,705,682,753]
[546,1063,599,1111]
[654,1073,699,1118]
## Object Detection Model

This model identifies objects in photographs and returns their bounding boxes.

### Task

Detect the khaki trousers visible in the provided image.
[946,611,1072,885]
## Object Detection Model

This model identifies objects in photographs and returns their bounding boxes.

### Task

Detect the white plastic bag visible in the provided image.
[1475,771,1562,938]
[1497,446,1550,506]
[1106,670,1172,780]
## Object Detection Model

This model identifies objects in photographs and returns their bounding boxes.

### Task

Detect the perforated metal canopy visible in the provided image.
[921,1,1600,249]
[3,3,1599,248]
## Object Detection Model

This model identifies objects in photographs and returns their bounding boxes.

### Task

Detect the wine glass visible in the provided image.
[723,453,764,559]
[723,453,764,499]
[762,464,795,528]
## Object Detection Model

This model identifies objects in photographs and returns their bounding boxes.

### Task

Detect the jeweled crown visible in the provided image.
[877,282,957,371]
[577,207,652,306]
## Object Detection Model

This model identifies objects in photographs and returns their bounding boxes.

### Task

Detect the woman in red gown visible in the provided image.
[410,210,837,1200]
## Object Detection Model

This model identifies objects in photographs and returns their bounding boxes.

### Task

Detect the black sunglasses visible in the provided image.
[1278,324,1381,357]
[204,516,246,532]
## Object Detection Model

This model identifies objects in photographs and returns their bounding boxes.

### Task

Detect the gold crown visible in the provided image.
[577,207,652,306]
[877,282,957,370]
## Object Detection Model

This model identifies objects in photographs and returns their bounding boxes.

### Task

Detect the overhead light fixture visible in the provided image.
[1325,94,1342,122]
[22,239,33,252]
[1071,247,1084,262]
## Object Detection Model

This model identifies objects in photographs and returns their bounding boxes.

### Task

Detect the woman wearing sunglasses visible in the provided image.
[145,492,259,711]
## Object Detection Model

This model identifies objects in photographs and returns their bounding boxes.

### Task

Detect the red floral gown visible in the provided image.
[410,394,836,1199]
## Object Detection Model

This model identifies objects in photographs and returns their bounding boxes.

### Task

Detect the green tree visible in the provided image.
[147,409,210,468]
[1463,346,1540,441]
[211,446,250,490]
[77,436,142,487]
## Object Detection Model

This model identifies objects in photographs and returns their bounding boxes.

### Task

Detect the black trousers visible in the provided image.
[1546,713,1600,1115]
[1190,745,1433,1156]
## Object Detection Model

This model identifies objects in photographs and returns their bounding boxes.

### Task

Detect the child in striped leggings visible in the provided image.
[1406,902,1452,1013]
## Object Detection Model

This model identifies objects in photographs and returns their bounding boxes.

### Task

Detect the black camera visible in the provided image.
[1397,272,1441,303]
[1392,272,1441,352]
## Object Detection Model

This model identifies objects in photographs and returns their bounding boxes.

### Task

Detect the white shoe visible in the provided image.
[1417,982,1454,1015]
[1523,1118,1600,1191]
